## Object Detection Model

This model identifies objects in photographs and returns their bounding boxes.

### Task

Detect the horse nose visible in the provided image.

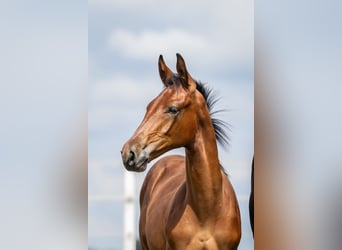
[122,148,136,168]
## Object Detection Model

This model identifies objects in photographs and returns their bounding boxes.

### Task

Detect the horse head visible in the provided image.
[121,54,208,172]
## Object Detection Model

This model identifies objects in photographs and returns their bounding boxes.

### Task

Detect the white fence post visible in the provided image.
[124,171,136,250]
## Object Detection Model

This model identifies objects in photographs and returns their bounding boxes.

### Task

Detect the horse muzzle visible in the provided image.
[121,143,150,172]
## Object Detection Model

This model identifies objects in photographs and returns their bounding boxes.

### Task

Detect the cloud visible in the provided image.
[108,27,252,69]
[108,29,207,61]
[101,0,253,66]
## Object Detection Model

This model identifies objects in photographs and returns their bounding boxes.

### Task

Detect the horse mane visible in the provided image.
[195,81,230,149]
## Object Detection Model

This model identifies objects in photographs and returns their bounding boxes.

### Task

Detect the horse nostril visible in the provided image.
[127,150,135,166]
[129,150,135,160]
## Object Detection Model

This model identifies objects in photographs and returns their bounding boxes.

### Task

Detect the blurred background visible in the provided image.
[88,0,254,249]
[0,0,87,249]
[255,0,342,249]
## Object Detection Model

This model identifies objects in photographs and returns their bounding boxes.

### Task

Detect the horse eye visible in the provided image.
[167,106,179,114]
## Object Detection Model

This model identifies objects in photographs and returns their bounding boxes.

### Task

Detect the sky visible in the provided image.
[88,0,254,249]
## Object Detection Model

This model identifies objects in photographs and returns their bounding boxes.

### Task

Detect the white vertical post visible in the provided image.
[124,171,135,250]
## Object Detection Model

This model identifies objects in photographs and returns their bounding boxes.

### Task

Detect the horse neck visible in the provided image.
[185,116,223,221]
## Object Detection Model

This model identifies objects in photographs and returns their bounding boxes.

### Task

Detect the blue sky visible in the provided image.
[88,0,254,249]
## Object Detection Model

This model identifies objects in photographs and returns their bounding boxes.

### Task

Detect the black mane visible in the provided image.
[195,81,230,149]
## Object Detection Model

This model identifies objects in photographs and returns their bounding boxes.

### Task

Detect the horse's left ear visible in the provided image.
[176,53,196,92]
[158,55,174,86]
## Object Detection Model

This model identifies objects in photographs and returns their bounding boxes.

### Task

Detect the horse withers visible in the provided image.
[121,54,241,249]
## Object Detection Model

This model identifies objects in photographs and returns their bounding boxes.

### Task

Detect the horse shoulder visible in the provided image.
[140,155,185,203]
[140,155,186,249]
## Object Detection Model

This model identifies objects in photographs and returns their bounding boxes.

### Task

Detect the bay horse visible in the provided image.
[121,54,241,249]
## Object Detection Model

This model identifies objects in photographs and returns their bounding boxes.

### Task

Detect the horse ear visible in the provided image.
[158,55,173,85]
[176,53,196,92]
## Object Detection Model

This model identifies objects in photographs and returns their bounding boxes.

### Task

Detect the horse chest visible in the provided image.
[166,223,220,250]
[165,208,219,249]
[165,206,239,250]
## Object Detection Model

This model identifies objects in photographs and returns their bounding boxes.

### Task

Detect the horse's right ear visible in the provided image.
[158,55,173,85]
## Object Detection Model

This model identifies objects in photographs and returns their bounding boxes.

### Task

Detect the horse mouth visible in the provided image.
[134,157,148,172]
[122,149,149,172]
